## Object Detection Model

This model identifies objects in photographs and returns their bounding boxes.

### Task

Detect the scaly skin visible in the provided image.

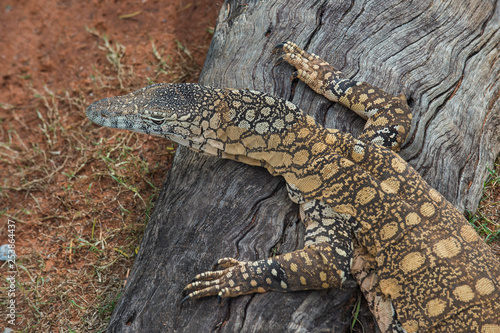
[86,42,500,332]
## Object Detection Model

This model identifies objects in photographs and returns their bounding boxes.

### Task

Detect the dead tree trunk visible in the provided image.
[108,0,500,331]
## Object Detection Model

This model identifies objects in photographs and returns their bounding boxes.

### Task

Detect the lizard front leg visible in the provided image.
[183,242,344,301]
[183,191,359,302]
[301,199,358,284]
[274,41,412,151]
[288,182,358,284]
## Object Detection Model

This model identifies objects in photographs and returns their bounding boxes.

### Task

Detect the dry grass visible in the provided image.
[0,29,193,332]
[468,157,500,254]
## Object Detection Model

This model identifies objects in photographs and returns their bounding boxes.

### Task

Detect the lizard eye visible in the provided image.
[149,116,164,125]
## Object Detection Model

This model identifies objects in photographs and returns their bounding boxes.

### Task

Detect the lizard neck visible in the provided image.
[194,88,324,169]
[213,106,334,188]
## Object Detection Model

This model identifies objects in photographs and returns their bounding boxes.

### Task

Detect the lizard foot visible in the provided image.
[182,257,275,303]
[273,41,345,101]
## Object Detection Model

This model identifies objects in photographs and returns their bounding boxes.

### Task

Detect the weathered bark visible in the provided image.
[108,0,500,332]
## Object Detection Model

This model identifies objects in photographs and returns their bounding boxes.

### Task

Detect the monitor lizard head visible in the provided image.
[86,83,212,145]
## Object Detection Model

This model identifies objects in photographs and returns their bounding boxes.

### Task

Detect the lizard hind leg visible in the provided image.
[274,41,412,152]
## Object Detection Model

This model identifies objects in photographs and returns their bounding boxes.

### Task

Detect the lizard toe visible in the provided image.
[215,257,242,269]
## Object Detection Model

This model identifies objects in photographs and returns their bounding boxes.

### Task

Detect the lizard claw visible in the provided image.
[272,41,287,53]
[274,56,285,66]
[179,294,192,305]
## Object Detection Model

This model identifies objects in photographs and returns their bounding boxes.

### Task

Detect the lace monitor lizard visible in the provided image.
[86,42,500,332]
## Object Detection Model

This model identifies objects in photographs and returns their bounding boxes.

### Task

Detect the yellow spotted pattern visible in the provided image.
[88,41,500,332]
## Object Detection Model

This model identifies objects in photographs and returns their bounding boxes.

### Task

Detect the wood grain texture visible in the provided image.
[108,0,499,331]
